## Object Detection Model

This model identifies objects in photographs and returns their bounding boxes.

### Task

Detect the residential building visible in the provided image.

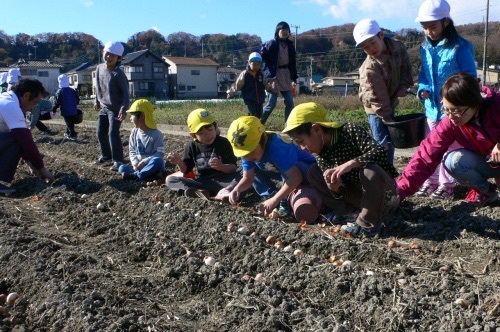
[122,50,170,99]
[217,66,242,98]
[163,56,219,99]
[4,59,62,94]
[66,62,97,97]
[312,76,357,95]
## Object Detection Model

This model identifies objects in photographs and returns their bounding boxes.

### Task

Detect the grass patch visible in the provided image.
[81,94,424,132]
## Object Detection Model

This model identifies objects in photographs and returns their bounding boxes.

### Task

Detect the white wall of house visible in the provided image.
[21,68,61,94]
[175,65,217,98]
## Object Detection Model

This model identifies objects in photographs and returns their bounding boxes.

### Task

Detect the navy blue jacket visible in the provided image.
[261,38,298,83]
[240,70,266,105]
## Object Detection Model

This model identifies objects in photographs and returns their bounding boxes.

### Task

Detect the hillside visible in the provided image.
[0,21,499,77]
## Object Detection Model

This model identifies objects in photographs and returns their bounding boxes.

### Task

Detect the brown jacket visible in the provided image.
[358,38,413,119]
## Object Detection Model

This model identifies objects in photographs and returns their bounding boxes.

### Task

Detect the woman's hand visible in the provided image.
[166,153,181,165]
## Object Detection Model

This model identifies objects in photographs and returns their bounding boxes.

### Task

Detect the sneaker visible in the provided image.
[64,133,77,141]
[341,222,381,238]
[430,186,454,200]
[465,184,499,206]
[94,156,111,165]
[110,162,123,171]
[0,183,16,195]
[184,188,210,200]
[278,200,290,217]
[122,172,138,181]
[414,183,438,197]
[317,211,341,224]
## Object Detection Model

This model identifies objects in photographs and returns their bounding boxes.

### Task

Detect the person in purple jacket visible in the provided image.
[0,79,55,195]
[397,72,500,206]
[52,74,80,140]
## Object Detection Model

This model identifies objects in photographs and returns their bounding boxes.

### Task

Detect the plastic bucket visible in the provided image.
[385,113,426,148]
[289,186,322,224]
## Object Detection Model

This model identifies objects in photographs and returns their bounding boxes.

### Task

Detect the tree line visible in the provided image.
[0,21,498,78]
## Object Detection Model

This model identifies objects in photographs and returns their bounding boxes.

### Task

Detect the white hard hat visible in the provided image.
[248,52,262,63]
[353,19,381,47]
[415,0,450,22]
[103,41,124,56]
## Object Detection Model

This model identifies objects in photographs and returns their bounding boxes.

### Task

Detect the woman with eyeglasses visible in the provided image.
[414,0,477,200]
[397,72,500,206]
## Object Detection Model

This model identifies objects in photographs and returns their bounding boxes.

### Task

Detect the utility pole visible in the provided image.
[291,24,300,51]
[482,0,490,85]
[201,39,204,57]
[310,56,314,83]
[33,46,38,60]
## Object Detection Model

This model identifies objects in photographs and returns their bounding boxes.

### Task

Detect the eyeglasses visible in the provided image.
[440,104,470,118]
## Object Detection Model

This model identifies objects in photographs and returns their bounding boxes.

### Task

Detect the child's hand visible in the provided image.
[419,91,430,99]
[226,93,231,99]
[229,189,240,205]
[166,153,181,164]
[209,157,222,170]
[259,198,278,216]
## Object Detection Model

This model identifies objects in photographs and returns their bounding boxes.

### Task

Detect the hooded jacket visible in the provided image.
[417,35,476,122]
[358,37,413,119]
[397,92,500,199]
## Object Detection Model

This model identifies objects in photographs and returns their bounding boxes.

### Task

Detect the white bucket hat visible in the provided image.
[353,19,381,47]
[103,41,124,56]
[58,74,70,88]
[415,0,450,22]
[7,68,21,84]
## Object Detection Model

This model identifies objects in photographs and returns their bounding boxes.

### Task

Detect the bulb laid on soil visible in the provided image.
[237,226,250,235]
[6,293,19,306]
[97,203,105,210]
[227,222,237,232]
[204,256,216,266]
[293,249,303,256]
[266,235,277,245]
[254,273,265,282]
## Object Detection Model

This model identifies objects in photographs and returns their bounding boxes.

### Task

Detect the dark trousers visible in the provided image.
[63,115,77,137]
[34,113,52,132]
[0,132,22,183]
[244,102,264,119]
[308,163,397,229]
[97,108,123,162]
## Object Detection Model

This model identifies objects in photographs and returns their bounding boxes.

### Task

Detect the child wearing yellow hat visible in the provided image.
[119,99,165,182]
[283,102,399,237]
[166,109,240,199]
[227,115,319,222]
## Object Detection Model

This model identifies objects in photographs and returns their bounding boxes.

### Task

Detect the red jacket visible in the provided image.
[397,92,500,199]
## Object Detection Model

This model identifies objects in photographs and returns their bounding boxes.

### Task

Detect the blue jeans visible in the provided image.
[367,113,394,164]
[261,90,294,124]
[97,108,124,162]
[118,157,165,181]
[444,149,500,193]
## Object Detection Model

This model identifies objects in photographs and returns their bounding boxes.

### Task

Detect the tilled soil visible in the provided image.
[0,124,499,332]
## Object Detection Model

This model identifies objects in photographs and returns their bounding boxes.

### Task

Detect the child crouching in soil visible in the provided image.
[165,109,240,199]
[119,99,165,182]
[227,115,321,223]
[282,102,399,237]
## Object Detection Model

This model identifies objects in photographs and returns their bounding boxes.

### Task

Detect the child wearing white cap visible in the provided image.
[94,41,130,171]
[227,52,269,118]
[413,0,477,201]
[52,74,80,140]
[354,18,413,165]
[6,68,22,92]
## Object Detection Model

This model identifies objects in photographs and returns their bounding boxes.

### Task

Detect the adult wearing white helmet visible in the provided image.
[412,0,477,201]
[94,40,130,171]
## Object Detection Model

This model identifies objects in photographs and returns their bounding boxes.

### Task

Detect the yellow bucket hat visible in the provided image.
[282,102,342,133]
[227,116,266,157]
[127,99,157,129]
[187,109,215,133]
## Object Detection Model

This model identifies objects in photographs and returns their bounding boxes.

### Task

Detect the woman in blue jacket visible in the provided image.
[260,21,298,125]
